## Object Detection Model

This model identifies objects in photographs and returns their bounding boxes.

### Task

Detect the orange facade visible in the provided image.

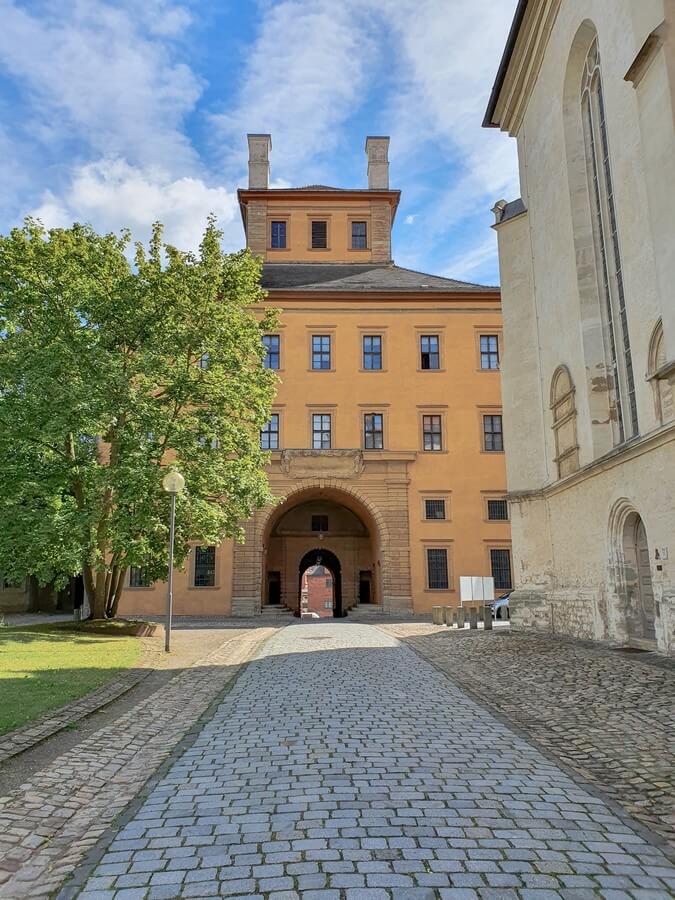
[118,135,510,619]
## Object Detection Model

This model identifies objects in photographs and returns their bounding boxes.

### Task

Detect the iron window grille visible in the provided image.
[311,220,328,249]
[483,415,504,451]
[194,546,216,587]
[362,334,382,370]
[270,220,287,249]
[480,335,499,370]
[425,499,446,520]
[490,548,512,590]
[312,414,331,449]
[311,515,328,532]
[351,221,367,249]
[364,413,384,449]
[427,548,449,590]
[420,335,440,369]
[263,334,280,369]
[312,335,331,370]
[487,498,509,521]
[422,415,442,451]
[129,566,150,587]
[260,414,279,450]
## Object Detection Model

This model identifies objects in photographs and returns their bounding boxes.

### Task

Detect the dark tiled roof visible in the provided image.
[261,263,497,292]
[295,184,345,191]
[500,198,527,223]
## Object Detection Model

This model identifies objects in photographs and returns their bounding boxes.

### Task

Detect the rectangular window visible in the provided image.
[311,514,328,532]
[311,220,328,249]
[427,548,449,590]
[487,498,509,521]
[194,546,216,587]
[422,414,443,451]
[270,220,287,249]
[197,352,209,370]
[351,221,367,250]
[312,414,331,449]
[490,548,512,590]
[311,335,331,370]
[424,499,446,520]
[483,414,504,451]
[362,334,382,370]
[480,335,499,370]
[263,334,280,369]
[364,413,383,450]
[129,566,150,588]
[260,414,279,450]
[420,335,440,369]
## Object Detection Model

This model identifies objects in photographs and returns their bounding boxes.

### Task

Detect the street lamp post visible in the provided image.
[162,470,185,653]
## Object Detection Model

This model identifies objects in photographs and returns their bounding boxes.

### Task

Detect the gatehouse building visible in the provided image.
[118,135,510,618]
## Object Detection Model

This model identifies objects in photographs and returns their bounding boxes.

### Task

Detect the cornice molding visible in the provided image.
[489,0,562,136]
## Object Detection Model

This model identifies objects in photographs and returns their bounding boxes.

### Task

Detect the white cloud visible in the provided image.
[0,0,200,172]
[404,214,417,225]
[30,159,240,252]
[442,234,500,283]
[213,0,376,180]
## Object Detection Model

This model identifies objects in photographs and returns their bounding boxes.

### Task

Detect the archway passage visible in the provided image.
[622,514,656,644]
[262,488,379,617]
[299,548,342,618]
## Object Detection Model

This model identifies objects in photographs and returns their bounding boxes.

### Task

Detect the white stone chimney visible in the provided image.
[247,133,272,189]
[365,136,390,189]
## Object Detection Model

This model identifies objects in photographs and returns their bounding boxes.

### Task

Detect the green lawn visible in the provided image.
[0,623,143,735]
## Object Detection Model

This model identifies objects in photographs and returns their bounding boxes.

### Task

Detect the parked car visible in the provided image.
[491,592,511,620]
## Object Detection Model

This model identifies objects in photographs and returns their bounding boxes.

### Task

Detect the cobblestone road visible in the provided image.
[379,624,675,851]
[67,622,675,899]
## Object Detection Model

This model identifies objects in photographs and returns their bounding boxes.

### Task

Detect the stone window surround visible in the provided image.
[482,490,509,522]
[550,365,580,479]
[418,405,448,453]
[348,214,371,252]
[306,326,337,372]
[267,214,291,252]
[358,326,388,373]
[416,326,446,372]
[358,403,389,451]
[190,544,219,590]
[423,541,454,593]
[477,405,504,453]
[474,326,503,372]
[419,490,452,522]
[307,214,332,251]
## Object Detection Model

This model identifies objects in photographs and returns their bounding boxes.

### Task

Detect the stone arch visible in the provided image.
[231,480,411,616]
[563,20,631,457]
[550,365,580,478]
[647,319,673,425]
[608,499,657,645]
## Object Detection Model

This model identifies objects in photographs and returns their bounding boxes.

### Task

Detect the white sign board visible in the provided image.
[459,576,495,604]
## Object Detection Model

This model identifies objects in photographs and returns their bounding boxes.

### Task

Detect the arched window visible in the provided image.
[550,366,580,479]
[648,320,674,425]
[581,38,638,443]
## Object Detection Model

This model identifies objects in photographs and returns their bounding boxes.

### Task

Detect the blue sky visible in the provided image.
[0,0,520,286]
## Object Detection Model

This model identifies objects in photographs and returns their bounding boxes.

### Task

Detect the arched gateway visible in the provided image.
[231,455,413,616]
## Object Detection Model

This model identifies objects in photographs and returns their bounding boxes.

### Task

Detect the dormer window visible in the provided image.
[311,220,328,249]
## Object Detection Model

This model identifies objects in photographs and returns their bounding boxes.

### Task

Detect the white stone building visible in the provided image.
[484,0,675,653]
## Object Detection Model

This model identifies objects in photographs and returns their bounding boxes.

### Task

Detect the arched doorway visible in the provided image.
[622,512,656,644]
[298,548,343,618]
[261,486,380,616]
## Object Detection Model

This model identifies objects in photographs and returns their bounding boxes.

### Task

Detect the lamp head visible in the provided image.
[162,470,185,494]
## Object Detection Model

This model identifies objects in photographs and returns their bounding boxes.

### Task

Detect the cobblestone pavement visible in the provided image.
[0,627,277,900]
[379,624,675,853]
[68,622,675,899]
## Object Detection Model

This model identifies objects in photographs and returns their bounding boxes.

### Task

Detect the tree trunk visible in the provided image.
[108,566,127,619]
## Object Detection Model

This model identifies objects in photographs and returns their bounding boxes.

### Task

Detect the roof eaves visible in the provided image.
[483,0,530,128]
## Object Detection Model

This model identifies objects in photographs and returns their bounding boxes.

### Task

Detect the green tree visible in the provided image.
[0,218,277,619]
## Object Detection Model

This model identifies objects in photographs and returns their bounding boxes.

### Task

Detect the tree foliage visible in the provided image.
[0,218,277,618]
